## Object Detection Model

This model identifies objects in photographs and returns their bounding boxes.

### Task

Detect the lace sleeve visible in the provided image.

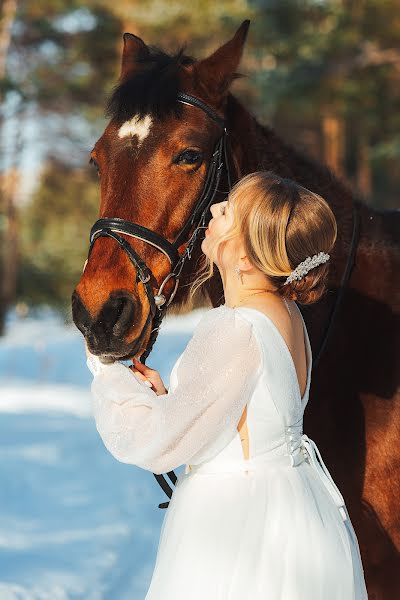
[86,306,262,474]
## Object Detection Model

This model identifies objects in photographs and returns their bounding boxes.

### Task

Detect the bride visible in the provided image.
[86,170,368,599]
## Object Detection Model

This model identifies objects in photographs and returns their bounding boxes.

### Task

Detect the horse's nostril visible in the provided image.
[72,291,91,336]
[109,293,135,337]
[114,299,126,324]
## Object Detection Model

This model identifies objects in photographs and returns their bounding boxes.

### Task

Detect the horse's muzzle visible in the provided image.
[71,289,147,360]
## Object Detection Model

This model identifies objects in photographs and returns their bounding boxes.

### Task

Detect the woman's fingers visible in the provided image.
[131,359,166,395]
[132,357,153,375]
[129,366,153,388]
[129,365,146,379]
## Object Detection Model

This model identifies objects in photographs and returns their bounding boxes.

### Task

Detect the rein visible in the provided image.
[312,200,361,370]
[85,92,361,509]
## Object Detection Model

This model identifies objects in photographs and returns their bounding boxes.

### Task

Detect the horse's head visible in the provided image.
[72,20,250,362]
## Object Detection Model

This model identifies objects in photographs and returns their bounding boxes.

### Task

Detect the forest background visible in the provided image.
[0,0,399,334]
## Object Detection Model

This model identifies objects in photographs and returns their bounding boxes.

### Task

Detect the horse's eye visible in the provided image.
[176,149,203,166]
[89,157,101,176]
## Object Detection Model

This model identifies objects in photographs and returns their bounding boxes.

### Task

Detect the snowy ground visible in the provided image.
[0,307,207,600]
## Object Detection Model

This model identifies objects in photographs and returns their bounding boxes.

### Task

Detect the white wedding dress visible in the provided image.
[87,303,368,599]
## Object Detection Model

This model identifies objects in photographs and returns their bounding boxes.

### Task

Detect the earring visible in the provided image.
[234,265,241,279]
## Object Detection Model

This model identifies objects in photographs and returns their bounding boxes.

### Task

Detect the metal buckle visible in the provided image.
[157,272,180,307]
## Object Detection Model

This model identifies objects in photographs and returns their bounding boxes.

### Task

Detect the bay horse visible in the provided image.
[71,20,400,599]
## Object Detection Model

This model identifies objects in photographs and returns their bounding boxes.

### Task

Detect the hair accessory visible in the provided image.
[284,251,330,285]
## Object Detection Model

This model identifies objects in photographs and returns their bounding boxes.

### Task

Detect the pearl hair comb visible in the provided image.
[284,251,330,285]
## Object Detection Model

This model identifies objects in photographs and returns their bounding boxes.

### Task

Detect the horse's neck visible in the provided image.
[225,94,368,313]
[227,93,355,222]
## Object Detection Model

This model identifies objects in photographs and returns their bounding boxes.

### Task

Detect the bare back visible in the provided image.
[236,298,307,460]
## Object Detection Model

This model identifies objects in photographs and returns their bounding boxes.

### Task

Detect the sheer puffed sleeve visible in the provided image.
[86,306,262,474]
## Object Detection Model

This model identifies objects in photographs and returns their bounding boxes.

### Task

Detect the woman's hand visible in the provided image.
[130,358,168,396]
[84,339,167,395]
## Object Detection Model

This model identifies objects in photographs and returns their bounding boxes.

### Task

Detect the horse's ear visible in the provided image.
[120,32,150,80]
[194,20,250,98]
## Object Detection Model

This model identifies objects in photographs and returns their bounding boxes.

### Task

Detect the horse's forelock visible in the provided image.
[105,45,196,123]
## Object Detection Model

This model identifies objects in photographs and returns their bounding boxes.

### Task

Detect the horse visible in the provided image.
[71,20,400,599]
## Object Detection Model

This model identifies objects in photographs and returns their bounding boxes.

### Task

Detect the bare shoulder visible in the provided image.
[241,298,303,346]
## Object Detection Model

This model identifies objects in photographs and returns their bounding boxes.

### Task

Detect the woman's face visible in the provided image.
[201,197,238,267]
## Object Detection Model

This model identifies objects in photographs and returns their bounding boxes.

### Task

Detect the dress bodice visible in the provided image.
[171,303,312,469]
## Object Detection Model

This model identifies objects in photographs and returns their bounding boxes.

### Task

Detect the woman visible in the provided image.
[86,171,368,599]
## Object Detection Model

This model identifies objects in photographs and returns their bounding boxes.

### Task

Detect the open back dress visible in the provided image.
[87,303,368,599]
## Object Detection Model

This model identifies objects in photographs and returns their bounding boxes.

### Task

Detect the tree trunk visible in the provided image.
[0,0,17,82]
[0,167,19,335]
[322,112,345,178]
[356,132,372,201]
[0,0,18,335]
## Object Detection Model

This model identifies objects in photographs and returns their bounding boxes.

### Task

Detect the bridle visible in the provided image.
[85,92,361,510]
[88,92,232,365]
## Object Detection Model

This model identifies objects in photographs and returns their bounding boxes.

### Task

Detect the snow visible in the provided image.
[0,306,208,599]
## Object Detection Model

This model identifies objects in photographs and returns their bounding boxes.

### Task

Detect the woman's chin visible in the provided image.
[200,238,208,256]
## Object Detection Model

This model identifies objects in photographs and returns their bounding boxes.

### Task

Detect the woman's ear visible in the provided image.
[238,255,253,273]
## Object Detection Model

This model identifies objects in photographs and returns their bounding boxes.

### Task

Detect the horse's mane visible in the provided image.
[106,45,195,123]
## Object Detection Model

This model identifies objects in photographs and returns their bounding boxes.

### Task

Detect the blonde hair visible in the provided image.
[189,170,337,305]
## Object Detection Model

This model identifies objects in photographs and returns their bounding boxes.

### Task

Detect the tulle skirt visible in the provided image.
[145,454,368,599]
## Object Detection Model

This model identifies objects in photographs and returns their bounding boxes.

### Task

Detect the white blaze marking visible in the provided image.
[118,114,153,145]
